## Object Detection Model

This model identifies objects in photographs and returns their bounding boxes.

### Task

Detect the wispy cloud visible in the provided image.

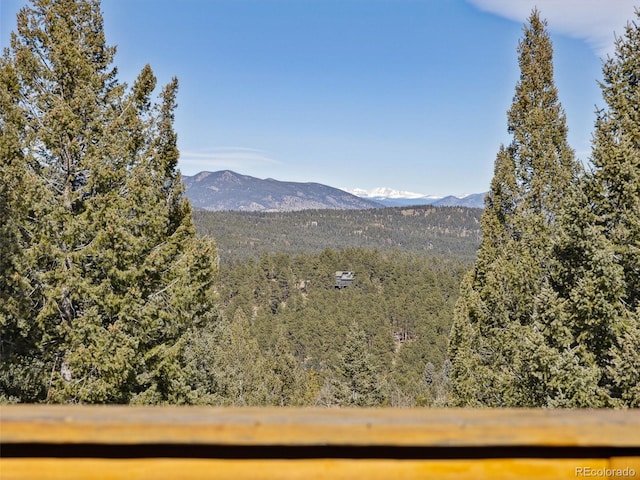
[466,0,638,56]
[178,146,281,174]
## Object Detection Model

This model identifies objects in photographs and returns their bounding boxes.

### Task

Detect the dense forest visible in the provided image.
[1,1,638,407]
[193,206,482,264]
[198,248,465,406]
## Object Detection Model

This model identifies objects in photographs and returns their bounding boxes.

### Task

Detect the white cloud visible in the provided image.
[178,146,280,175]
[466,0,638,56]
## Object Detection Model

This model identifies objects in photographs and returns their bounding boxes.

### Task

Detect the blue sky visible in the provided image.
[1,0,637,196]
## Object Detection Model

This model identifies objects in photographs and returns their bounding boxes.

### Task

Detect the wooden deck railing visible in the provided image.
[1,406,639,479]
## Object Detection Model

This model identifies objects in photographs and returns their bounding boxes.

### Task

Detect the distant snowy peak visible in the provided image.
[343,186,487,209]
[342,187,441,200]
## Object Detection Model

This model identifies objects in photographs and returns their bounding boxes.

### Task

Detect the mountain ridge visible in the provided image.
[343,187,486,209]
[182,170,382,211]
[182,170,486,211]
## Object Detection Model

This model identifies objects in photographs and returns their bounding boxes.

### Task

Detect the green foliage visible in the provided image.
[215,247,466,406]
[449,10,583,407]
[578,10,640,406]
[330,321,386,407]
[610,309,640,407]
[530,10,640,407]
[0,0,218,403]
[450,8,640,408]
[178,312,311,407]
[193,205,482,264]
[4,1,636,408]
[590,12,640,309]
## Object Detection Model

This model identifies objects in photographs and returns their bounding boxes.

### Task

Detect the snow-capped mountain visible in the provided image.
[343,187,486,209]
[345,187,442,201]
[181,171,485,211]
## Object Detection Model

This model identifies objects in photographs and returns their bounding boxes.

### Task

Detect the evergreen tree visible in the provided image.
[0,0,218,403]
[531,9,640,407]
[448,10,579,406]
[532,178,625,407]
[333,321,385,407]
[588,10,639,406]
[610,313,640,406]
[0,48,47,402]
[591,10,640,309]
[264,328,309,406]
[212,312,269,406]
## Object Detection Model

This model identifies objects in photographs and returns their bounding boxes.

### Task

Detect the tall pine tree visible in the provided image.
[530,9,640,407]
[333,321,386,407]
[0,0,218,403]
[448,10,580,406]
[590,10,640,406]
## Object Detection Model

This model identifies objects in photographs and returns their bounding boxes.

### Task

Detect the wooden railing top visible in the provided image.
[2,405,639,448]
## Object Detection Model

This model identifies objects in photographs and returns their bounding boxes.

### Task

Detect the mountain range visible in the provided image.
[182,170,381,211]
[182,170,486,211]
[345,187,486,209]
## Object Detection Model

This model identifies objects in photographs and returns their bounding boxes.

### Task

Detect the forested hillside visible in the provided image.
[206,248,466,406]
[193,205,482,264]
[186,205,476,406]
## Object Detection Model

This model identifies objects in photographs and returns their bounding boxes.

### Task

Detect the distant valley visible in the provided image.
[182,170,486,212]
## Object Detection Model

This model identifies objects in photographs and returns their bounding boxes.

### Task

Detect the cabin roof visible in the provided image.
[335,271,354,279]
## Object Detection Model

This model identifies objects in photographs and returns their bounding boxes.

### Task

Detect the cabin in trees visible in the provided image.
[335,271,354,288]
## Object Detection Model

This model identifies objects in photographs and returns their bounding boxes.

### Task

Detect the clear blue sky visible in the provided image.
[1,0,636,196]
